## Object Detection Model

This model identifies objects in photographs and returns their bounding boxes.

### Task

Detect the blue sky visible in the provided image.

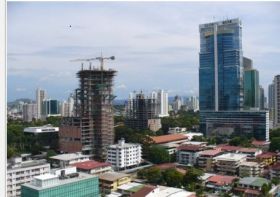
[7,2,280,101]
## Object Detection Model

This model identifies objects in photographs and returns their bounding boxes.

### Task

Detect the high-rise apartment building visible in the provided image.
[156,89,169,117]
[60,58,116,160]
[36,88,46,120]
[190,96,199,112]
[243,57,260,109]
[274,75,280,128]
[125,91,161,131]
[22,103,37,122]
[268,83,275,120]
[199,18,243,111]
[172,95,182,112]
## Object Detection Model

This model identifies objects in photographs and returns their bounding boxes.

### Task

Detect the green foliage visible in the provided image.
[147,145,171,164]
[271,178,280,185]
[270,128,280,138]
[161,111,199,133]
[183,167,204,184]
[7,117,61,158]
[269,137,280,152]
[145,167,162,184]
[229,136,251,147]
[261,183,271,196]
[162,168,183,187]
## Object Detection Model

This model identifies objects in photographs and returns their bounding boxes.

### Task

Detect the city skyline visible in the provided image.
[8,2,280,101]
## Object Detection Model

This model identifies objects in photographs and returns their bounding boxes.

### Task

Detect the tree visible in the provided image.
[271,178,280,186]
[261,183,270,196]
[162,168,183,187]
[183,167,204,191]
[145,167,162,184]
[269,137,280,152]
[47,149,57,161]
[147,145,170,164]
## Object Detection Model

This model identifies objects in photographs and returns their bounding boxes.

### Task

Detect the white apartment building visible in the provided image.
[22,103,37,122]
[214,153,247,175]
[157,89,169,117]
[107,139,142,171]
[176,145,204,166]
[239,161,262,177]
[7,157,50,197]
[36,88,46,120]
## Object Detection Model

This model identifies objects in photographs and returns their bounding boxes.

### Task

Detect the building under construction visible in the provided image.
[125,91,161,131]
[59,56,116,161]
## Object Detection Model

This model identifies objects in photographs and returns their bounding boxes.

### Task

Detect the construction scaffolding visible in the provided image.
[59,56,116,161]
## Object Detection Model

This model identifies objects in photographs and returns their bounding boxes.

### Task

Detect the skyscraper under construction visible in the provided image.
[59,56,116,161]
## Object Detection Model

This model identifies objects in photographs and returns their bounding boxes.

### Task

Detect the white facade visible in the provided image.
[24,125,59,134]
[36,88,46,120]
[50,152,91,168]
[190,96,199,112]
[60,94,75,117]
[22,103,37,122]
[157,90,169,117]
[7,158,50,197]
[107,139,142,170]
[239,161,262,177]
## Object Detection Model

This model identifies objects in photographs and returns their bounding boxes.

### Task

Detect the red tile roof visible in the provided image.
[271,162,280,171]
[207,175,237,186]
[239,148,259,153]
[199,148,223,156]
[252,140,270,146]
[177,144,203,151]
[150,134,188,144]
[217,145,241,152]
[257,152,277,159]
[71,160,111,170]
[155,163,176,170]
[130,185,156,197]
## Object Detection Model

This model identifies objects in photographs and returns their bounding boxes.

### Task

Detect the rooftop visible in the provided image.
[239,148,260,153]
[257,152,277,159]
[7,159,49,171]
[99,172,130,182]
[271,162,280,171]
[50,153,90,161]
[252,140,270,146]
[71,160,111,170]
[240,161,259,167]
[24,124,59,133]
[177,144,203,152]
[239,177,269,187]
[34,174,58,181]
[131,185,156,197]
[150,134,188,144]
[117,182,144,193]
[217,145,241,152]
[207,175,237,186]
[214,153,247,161]
[199,148,223,157]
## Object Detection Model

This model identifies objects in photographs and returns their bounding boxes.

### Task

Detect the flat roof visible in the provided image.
[7,159,49,171]
[199,149,223,157]
[50,153,90,161]
[117,182,144,192]
[214,153,247,161]
[99,172,130,182]
[71,160,111,170]
[35,174,58,181]
[240,161,259,167]
[239,177,269,187]
[23,172,96,190]
[24,125,59,133]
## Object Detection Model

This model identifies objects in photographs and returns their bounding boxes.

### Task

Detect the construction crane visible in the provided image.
[71,55,115,70]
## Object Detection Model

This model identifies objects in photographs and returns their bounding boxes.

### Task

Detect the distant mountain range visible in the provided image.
[7,98,35,108]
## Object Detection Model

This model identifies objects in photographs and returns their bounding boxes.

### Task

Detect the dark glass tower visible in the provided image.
[199,18,243,111]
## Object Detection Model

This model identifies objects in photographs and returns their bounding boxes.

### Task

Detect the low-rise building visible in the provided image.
[7,157,50,197]
[116,182,145,196]
[214,153,247,175]
[270,162,280,180]
[99,172,131,194]
[50,152,91,168]
[176,145,204,166]
[238,148,262,160]
[131,185,196,197]
[107,139,142,171]
[251,140,270,150]
[235,177,270,197]
[256,152,277,166]
[150,134,189,145]
[197,149,224,172]
[71,160,113,176]
[205,175,237,192]
[239,161,262,177]
[21,167,99,197]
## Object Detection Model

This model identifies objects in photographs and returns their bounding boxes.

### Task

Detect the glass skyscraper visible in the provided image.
[244,69,260,109]
[199,18,243,111]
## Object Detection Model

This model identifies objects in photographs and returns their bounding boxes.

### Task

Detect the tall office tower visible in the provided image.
[157,89,169,117]
[36,88,46,120]
[274,75,280,128]
[22,103,37,122]
[259,85,265,110]
[268,83,275,120]
[125,91,161,131]
[60,58,116,160]
[243,57,260,109]
[41,99,60,119]
[199,18,243,111]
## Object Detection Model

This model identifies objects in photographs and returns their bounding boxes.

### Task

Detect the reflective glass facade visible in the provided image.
[199,19,243,111]
[21,176,99,197]
[244,69,260,109]
[200,111,269,141]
